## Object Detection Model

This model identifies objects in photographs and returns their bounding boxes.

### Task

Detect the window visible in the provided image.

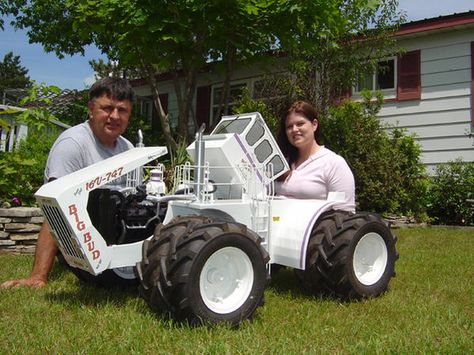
[354,51,421,102]
[245,120,265,146]
[136,98,153,121]
[254,140,273,163]
[211,83,247,124]
[356,58,396,93]
[213,118,251,135]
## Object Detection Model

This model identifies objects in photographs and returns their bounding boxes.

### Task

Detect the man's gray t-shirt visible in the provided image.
[44,121,133,182]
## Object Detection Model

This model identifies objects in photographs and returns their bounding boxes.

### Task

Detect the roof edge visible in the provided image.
[396,10,474,37]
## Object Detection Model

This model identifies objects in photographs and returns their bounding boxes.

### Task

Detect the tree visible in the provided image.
[1,1,278,154]
[1,0,354,154]
[88,58,141,81]
[0,51,32,103]
[281,0,405,115]
[1,1,398,155]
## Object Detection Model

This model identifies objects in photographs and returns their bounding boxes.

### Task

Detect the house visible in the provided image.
[0,104,70,152]
[131,11,474,172]
[376,11,474,172]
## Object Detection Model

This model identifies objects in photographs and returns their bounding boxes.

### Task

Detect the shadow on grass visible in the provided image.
[45,282,139,307]
[268,267,337,302]
[45,261,140,307]
[44,263,338,325]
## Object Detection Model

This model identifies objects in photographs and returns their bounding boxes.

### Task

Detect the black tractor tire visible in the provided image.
[295,211,398,299]
[136,216,269,326]
[57,253,138,288]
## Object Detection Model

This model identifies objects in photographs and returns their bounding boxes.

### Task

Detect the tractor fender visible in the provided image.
[269,197,341,269]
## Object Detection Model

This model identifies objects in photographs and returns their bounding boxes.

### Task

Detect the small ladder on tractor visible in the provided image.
[251,199,270,250]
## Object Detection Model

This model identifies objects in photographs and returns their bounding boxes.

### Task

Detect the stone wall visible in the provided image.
[0,207,42,255]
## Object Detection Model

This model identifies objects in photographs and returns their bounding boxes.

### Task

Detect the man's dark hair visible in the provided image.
[89,77,135,102]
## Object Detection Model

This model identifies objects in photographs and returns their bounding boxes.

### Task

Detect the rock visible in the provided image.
[30,216,45,224]
[10,233,39,241]
[0,207,42,218]
[0,231,10,239]
[4,223,41,232]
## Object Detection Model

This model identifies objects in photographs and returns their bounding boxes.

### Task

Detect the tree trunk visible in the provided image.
[143,65,177,156]
[173,68,197,141]
[215,45,236,121]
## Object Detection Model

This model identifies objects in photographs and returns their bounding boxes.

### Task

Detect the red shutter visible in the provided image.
[471,42,474,127]
[397,50,421,101]
[196,85,211,129]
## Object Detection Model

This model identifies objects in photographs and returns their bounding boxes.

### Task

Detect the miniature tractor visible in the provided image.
[35,112,398,326]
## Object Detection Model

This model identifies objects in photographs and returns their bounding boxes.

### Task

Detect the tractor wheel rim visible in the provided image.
[353,232,388,286]
[112,266,136,279]
[200,246,254,314]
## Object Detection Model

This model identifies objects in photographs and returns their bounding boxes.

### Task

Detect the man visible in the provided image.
[1,77,135,288]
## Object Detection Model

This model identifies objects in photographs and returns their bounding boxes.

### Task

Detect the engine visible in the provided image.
[86,186,167,245]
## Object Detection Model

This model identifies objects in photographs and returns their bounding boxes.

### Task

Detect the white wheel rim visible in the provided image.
[112,266,136,279]
[199,246,254,314]
[353,232,388,286]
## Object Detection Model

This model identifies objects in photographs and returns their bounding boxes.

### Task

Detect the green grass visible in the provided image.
[1,227,473,354]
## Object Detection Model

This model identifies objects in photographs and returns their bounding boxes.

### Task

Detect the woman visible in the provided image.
[275,101,355,213]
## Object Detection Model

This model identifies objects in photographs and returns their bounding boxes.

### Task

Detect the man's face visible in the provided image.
[87,94,132,147]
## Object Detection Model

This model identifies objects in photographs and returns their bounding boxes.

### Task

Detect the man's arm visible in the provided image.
[1,212,58,289]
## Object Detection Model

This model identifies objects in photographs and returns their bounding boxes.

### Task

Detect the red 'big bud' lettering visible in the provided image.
[68,205,77,215]
[68,204,85,231]
[68,207,101,261]
[82,232,100,260]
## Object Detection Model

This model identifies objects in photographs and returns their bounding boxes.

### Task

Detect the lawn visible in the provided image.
[1,227,473,354]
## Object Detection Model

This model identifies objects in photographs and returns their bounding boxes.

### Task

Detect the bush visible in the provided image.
[0,130,58,206]
[427,159,474,226]
[320,92,429,219]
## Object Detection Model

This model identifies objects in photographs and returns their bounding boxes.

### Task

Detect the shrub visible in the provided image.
[0,129,58,206]
[321,93,429,219]
[427,159,474,226]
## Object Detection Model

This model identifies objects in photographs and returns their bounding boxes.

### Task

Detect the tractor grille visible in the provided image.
[41,204,84,260]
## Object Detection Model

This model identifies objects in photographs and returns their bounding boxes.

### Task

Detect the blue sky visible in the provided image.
[1,0,473,90]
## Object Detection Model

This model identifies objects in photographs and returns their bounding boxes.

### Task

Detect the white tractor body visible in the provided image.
[34,111,398,325]
[35,112,338,274]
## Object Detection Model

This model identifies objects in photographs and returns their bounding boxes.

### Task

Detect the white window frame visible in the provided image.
[136,97,153,123]
[354,57,397,99]
[210,80,249,125]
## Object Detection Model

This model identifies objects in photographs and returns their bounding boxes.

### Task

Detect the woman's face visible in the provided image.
[285,112,317,149]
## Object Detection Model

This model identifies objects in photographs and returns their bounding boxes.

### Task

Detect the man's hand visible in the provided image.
[1,223,56,290]
[1,277,47,289]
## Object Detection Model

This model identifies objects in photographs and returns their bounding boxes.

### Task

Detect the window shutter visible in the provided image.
[196,85,211,128]
[397,50,421,101]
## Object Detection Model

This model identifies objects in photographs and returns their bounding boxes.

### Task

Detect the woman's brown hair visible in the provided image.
[277,100,321,165]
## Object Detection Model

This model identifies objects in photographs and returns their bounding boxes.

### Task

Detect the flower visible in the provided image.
[11,196,22,206]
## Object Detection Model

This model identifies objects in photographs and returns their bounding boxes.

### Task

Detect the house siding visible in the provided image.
[379,29,474,171]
